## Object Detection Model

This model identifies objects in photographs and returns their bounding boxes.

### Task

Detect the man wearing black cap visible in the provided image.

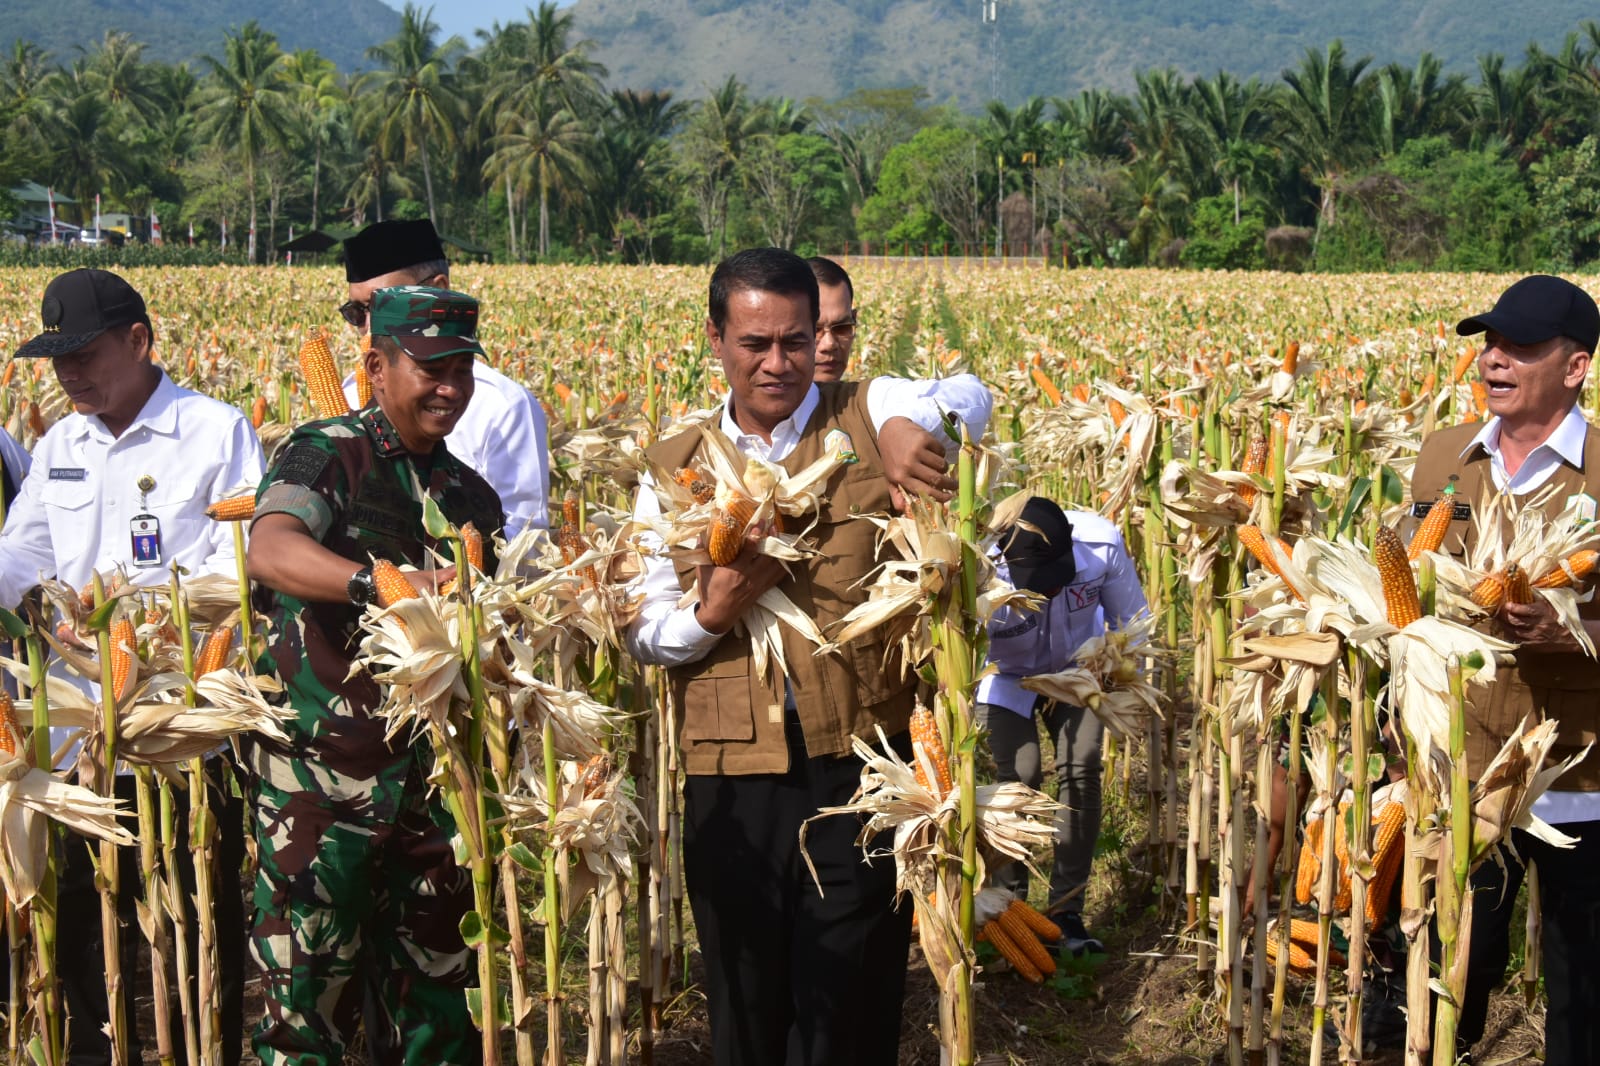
[976,496,1147,958]
[339,219,550,535]
[0,267,264,1065]
[1409,274,1600,1065]
[244,286,503,1066]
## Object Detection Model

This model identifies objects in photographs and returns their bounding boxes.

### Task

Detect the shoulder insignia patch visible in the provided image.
[276,442,332,488]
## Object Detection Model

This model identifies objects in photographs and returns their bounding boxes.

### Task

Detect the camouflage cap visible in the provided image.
[369,285,485,362]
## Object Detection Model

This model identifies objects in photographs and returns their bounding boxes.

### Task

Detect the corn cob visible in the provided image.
[1237,435,1268,504]
[673,466,717,505]
[909,705,952,798]
[1372,526,1421,628]
[1294,816,1323,905]
[1408,486,1458,560]
[1450,346,1478,385]
[442,523,485,596]
[1365,801,1407,925]
[299,329,351,418]
[1006,899,1061,942]
[1533,549,1600,589]
[1334,801,1354,913]
[1505,562,1534,605]
[995,905,1056,976]
[562,489,581,531]
[1281,340,1300,376]
[1264,932,1316,973]
[578,753,611,798]
[978,918,1045,983]
[373,559,420,606]
[251,395,268,428]
[707,509,744,567]
[1470,568,1509,611]
[206,492,257,522]
[26,401,45,438]
[1107,398,1128,427]
[0,692,21,760]
[195,626,236,677]
[1470,380,1489,419]
[110,616,137,701]
[354,362,373,408]
[1238,525,1302,601]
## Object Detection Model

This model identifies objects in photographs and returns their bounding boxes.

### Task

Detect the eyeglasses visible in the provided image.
[817,317,857,341]
[338,299,370,329]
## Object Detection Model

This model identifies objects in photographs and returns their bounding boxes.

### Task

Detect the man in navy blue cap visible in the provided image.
[1408,274,1600,1065]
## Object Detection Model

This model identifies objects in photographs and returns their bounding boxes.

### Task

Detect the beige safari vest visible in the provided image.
[1409,420,1600,789]
[645,382,919,776]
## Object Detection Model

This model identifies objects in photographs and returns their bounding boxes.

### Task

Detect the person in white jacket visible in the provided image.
[978,496,1147,957]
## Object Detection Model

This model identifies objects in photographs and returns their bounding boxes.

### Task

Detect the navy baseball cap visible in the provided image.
[14,269,149,359]
[1456,275,1600,353]
[1001,497,1077,595]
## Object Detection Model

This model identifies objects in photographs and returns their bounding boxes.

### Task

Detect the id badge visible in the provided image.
[130,513,162,568]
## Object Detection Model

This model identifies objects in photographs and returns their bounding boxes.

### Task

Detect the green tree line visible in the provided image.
[6,4,1600,270]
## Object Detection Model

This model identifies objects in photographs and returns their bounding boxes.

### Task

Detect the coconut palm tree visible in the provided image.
[484,103,593,258]
[362,3,466,226]
[282,50,350,229]
[1277,40,1377,232]
[197,21,292,261]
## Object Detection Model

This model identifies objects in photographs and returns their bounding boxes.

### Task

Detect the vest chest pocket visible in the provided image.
[677,656,756,743]
[845,637,909,707]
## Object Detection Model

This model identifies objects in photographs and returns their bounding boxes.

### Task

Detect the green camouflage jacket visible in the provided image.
[249,405,503,816]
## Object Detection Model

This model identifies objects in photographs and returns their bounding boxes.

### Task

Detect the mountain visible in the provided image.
[8,0,400,71]
[568,0,1600,107]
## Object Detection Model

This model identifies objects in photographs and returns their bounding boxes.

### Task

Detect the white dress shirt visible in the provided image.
[1463,404,1600,826]
[625,375,994,668]
[0,369,266,765]
[977,511,1148,717]
[345,358,550,536]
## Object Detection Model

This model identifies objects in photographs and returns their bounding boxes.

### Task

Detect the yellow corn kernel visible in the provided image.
[206,492,257,522]
[0,691,21,760]
[110,617,137,701]
[195,626,236,677]
[373,560,419,607]
[1366,801,1407,925]
[1006,898,1061,942]
[910,705,952,799]
[1505,562,1534,605]
[1372,526,1420,628]
[354,362,373,408]
[1238,525,1302,601]
[1470,569,1509,611]
[298,328,351,418]
[978,917,1045,983]
[1533,549,1600,589]
[995,905,1056,976]
[1281,340,1300,376]
[707,509,744,567]
[1408,487,1458,560]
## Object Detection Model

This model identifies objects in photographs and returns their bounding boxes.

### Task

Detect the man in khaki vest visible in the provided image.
[626,247,991,1066]
[1410,274,1600,1066]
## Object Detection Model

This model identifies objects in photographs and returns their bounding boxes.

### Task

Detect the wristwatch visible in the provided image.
[347,565,377,607]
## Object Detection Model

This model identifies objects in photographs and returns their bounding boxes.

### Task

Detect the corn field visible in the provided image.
[0,263,1585,1066]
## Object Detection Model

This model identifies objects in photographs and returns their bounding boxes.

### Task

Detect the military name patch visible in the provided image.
[276,442,331,488]
[349,502,409,536]
[1409,499,1471,521]
[48,467,87,481]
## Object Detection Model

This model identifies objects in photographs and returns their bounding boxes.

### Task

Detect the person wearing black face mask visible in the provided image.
[977,496,1148,959]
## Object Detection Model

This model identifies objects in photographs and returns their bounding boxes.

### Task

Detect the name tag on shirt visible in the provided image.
[1408,500,1471,520]
[49,468,88,481]
[130,514,162,568]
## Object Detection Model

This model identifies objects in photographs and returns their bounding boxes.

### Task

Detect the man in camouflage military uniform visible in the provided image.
[244,286,503,1066]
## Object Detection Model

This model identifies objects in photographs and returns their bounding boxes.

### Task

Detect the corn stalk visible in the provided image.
[90,573,130,1066]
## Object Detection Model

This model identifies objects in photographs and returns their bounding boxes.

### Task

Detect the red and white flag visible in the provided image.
[150,208,162,245]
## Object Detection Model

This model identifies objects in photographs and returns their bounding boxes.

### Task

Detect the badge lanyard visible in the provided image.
[130,475,162,568]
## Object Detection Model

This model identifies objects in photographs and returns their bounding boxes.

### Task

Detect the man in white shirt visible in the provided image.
[627,247,991,1066]
[339,220,551,534]
[1410,273,1600,1065]
[977,497,1147,957]
[0,268,264,1066]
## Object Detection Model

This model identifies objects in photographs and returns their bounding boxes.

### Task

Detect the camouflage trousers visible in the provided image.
[247,761,480,1066]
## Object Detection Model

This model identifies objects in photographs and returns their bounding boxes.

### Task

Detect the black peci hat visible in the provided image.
[14,268,148,359]
[1001,497,1077,595]
[344,219,447,283]
[1456,274,1600,354]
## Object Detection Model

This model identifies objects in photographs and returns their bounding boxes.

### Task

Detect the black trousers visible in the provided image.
[1448,820,1600,1066]
[59,758,249,1066]
[682,718,913,1066]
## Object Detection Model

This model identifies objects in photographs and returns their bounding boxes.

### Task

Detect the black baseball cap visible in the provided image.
[14,268,149,359]
[344,219,447,283]
[1001,497,1077,595]
[1456,274,1600,353]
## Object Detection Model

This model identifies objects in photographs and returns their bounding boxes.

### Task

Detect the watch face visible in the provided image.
[349,568,376,606]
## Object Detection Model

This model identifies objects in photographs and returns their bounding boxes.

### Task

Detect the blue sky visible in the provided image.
[377,1,571,45]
